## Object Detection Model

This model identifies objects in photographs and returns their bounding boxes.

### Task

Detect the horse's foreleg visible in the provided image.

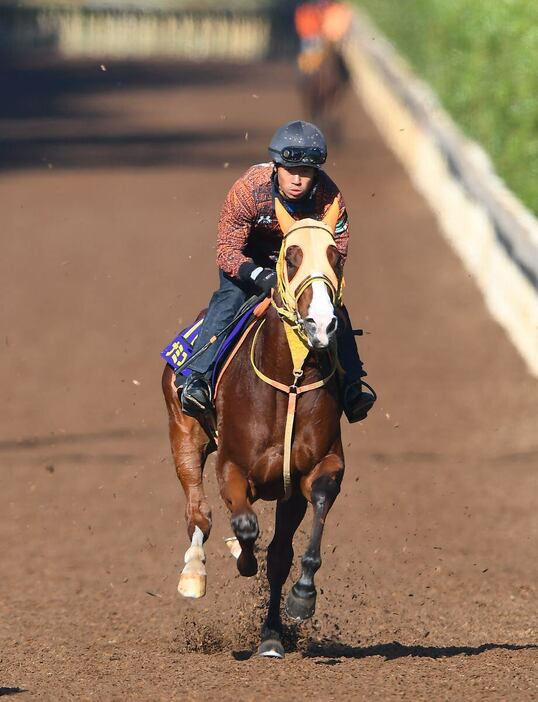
[178,525,206,598]
[286,454,344,621]
[219,460,259,577]
[258,491,307,658]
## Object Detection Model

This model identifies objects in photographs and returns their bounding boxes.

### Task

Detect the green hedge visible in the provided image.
[356,0,538,215]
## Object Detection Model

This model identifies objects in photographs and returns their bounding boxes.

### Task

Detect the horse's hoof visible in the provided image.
[258,639,285,659]
[237,551,258,577]
[177,570,206,599]
[285,587,316,621]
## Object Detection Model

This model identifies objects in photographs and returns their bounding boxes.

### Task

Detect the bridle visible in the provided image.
[271,220,344,344]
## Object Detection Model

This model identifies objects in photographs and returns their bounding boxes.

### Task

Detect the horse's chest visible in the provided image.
[255,429,327,476]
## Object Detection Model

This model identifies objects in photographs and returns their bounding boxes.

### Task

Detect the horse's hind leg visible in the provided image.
[162,365,213,597]
[258,491,307,659]
[286,452,344,621]
[219,460,259,577]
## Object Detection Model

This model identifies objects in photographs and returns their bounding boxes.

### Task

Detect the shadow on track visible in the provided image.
[0,57,247,120]
[231,640,538,662]
[0,427,150,451]
[0,688,26,697]
[304,639,538,661]
[0,129,263,171]
[0,57,267,171]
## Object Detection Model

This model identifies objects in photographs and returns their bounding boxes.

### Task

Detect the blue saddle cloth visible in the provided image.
[160,303,258,386]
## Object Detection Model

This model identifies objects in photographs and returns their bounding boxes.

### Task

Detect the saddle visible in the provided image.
[161,298,270,398]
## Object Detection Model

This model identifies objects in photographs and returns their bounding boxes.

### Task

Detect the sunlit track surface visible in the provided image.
[1,56,537,700]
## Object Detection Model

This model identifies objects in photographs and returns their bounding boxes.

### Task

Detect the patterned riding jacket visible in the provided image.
[216,162,350,279]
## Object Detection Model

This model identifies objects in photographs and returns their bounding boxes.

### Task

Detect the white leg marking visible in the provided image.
[224,536,242,559]
[178,526,207,598]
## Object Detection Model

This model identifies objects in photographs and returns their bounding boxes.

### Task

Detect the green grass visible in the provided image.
[355,0,538,214]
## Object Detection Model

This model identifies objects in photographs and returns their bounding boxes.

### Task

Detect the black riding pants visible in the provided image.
[188,270,255,374]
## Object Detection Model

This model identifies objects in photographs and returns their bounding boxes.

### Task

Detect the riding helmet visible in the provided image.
[268,120,327,169]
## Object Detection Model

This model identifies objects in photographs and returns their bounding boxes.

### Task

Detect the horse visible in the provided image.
[162,198,347,658]
[297,43,350,143]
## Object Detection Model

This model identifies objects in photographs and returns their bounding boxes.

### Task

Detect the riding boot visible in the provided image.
[341,378,376,424]
[337,306,376,423]
[181,370,213,417]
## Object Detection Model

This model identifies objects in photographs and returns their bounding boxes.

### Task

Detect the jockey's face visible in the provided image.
[277,164,316,200]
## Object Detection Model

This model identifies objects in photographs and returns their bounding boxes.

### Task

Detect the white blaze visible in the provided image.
[306,278,335,347]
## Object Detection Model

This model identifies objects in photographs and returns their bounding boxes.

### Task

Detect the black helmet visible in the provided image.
[268,120,327,169]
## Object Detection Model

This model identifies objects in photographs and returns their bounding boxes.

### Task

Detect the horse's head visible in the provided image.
[274,198,344,349]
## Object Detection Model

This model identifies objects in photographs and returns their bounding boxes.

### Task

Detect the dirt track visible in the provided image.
[1,56,537,700]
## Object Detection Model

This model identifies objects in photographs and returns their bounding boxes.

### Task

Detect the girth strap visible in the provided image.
[250,319,337,500]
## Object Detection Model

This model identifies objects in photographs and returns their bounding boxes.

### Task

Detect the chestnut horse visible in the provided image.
[162,199,347,658]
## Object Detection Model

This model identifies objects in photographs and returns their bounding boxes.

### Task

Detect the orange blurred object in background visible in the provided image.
[322,2,353,43]
[295,2,353,43]
[294,2,325,40]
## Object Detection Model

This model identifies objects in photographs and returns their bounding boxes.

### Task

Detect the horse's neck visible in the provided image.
[257,305,323,386]
[256,306,293,382]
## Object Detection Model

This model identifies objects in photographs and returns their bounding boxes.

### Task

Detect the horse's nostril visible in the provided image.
[327,317,338,335]
[304,317,316,330]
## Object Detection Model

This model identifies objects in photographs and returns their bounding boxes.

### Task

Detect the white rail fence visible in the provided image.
[0,5,294,61]
[344,10,538,376]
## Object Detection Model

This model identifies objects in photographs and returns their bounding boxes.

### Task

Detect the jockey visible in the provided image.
[180,119,376,423]
[294,0,326,52]
[295,1,352,50]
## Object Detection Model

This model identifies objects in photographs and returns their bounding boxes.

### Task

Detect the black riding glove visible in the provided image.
[253,268,277,295]
[238,262,277,295]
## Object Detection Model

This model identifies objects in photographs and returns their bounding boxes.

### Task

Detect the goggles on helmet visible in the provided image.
[272,146,326,166]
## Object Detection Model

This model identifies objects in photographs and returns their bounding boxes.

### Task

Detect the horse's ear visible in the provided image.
[322,197,340,233]
[275,198,295,236]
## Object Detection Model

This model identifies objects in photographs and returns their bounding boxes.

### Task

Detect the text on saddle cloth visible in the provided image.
[160,318,203,375]
[160,298,270,390]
